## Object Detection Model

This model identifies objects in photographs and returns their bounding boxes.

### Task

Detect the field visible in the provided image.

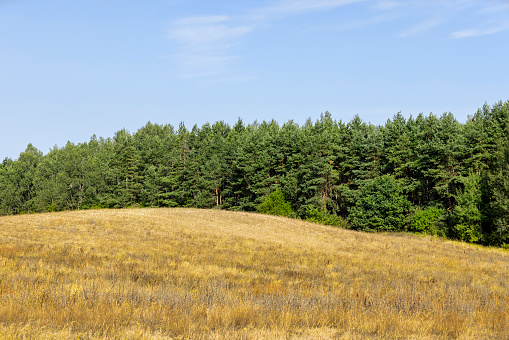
[0,208,508,339]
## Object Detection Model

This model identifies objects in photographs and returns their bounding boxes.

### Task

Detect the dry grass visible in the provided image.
[0,208,508,339]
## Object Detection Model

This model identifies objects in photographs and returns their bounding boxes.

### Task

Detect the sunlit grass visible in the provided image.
[0,208,508,339]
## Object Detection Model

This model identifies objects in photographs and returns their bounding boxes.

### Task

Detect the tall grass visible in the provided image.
[0,208,508,339]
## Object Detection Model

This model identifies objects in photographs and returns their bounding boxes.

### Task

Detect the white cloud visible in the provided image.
[309,12,400,32]
[168,15,253,79]
[451,24,509,38]
[251,0,366,18]
[168,0,366,80]
[400,18,441,37]
[173,15,229,27]
[374,1,403,10]
[166,0,509,79]
[271,0,365,12]
[169,22,253,47]
[385,0,509,39]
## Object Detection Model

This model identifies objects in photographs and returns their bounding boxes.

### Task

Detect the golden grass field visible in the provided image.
[0,208,508,339]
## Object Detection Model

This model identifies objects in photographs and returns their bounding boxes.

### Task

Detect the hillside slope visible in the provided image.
[0,208,508,339]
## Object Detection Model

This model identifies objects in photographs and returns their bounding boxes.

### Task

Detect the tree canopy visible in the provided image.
[2,100,509,246]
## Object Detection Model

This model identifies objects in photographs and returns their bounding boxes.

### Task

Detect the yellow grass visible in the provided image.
[0,208,508,339]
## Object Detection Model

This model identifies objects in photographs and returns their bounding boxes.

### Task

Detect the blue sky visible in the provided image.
[1,0,508,160]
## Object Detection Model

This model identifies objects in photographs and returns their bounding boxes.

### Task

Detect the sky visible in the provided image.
[1,0,508,160]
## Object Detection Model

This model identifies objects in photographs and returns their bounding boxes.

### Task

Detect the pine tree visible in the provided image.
[296,113,342,217]
[450,173,482,243]
[274,120,304,213]
[483,129,509,245]
[338,116,383,214]
[348,175,411,232]
[11,144,43,213]
[0,158,18,215]
[113,129,143,207]
[33,146,65,212]
[382,113,420,205]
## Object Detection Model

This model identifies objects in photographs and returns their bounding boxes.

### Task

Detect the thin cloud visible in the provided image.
[166,0,509,80]
[251,0,366,19]
[168,0,365,80]
[443,0,478,12]
[309,12,400,32]
[446,0,509,38]
[400,18,441,38]
[388,0,509,39]
[168,15,253,79]
[168,15,253,47]
[374,1,404,10]
[451,24,509,38]
[269,0,366,13]
[173,15,229,26]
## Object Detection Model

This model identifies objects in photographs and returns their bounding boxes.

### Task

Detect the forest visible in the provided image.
[1,100,508,246]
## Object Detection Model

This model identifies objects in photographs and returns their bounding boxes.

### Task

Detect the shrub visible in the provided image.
[306,207,348,228]
[46,203,58,212]
[451,224,481,243]
[257,189,294,217]
[410,206,446,236]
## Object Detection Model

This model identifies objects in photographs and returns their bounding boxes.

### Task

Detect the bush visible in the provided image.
[46,203,58,212]
[257,189,294,217]
[410,206,445,236]
[451,224,481,243]
[306,207,348,228]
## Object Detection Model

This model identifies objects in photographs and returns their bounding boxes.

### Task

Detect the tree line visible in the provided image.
[1,100,509,246]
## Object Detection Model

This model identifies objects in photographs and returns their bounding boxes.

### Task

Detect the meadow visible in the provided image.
[0,208,508,339]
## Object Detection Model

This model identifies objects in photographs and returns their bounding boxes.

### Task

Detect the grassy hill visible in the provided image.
[0,208,508,339]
